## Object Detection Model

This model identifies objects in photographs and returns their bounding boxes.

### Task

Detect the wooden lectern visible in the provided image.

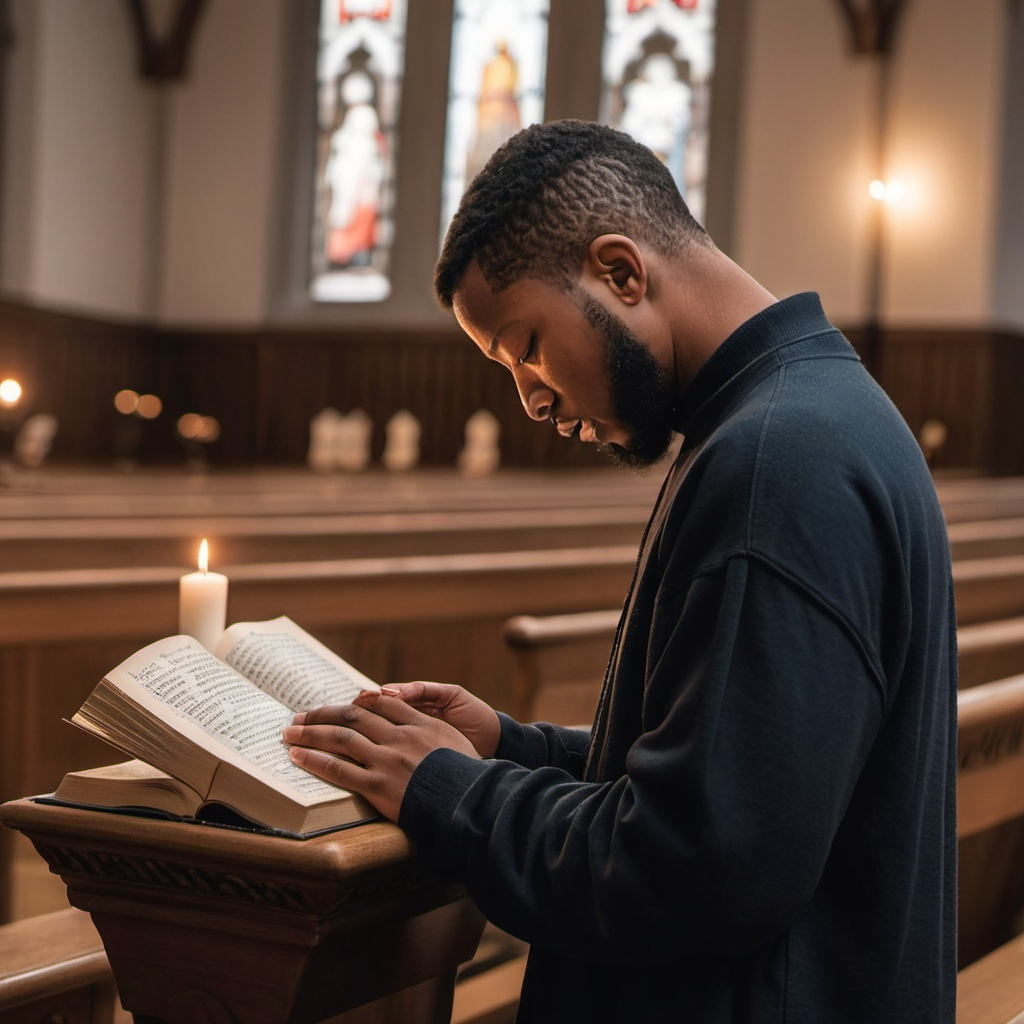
[0,799,485,1024]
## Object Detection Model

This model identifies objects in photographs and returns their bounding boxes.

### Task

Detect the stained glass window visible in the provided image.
[440,0,551,239]
[310,0,408,302]
[601,0,716,225]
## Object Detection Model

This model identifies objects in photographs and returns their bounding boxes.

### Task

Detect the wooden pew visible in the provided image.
[957,933,1024,1024]
[0,907,123,1023]
[955,556,1024,625]
[504,610,619,723]
[0,506,1017,580]
[0,466,662,521]
[506,606,1024,724]
[936,477,1024,524]
[959,617,1024,689]
[949,518,1024,560]
[957,674,1024,1022]
[0,506,647,571]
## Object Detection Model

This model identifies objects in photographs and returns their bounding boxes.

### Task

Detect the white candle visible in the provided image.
[179,539,228,651]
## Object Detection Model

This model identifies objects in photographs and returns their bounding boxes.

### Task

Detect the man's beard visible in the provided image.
[573,291,675,470]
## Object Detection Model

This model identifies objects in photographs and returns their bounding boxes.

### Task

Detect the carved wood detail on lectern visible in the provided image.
[31,836,433,916]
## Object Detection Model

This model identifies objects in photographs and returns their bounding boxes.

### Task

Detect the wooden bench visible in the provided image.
[957,673,1024,1022]
[936,477,1024,524]
[957,932,1024,1024]
[506,607,1024,723]
[954,556,1024,625]
[959,617,1024,689]
[0,503,1017,574]
[949,518,1024,560]
[0,907,123,1023]
[0,466,661,521]
[0,506,647,571]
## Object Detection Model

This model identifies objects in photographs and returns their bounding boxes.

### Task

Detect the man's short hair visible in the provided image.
[434,119,709,309]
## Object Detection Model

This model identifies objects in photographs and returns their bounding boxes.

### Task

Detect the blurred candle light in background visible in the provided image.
[136,394,163,420]
[114,389,139,415]
[0,379,23,407]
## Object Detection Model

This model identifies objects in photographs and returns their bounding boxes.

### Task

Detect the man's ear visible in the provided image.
[584,234,648,306]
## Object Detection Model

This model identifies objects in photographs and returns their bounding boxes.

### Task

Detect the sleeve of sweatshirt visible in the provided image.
[398,554,886,964]
[492,713,591,775]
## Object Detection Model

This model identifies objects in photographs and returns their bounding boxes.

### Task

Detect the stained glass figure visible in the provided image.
[311,0,408,302]
[440,0,550,239]
[601,0,716,224]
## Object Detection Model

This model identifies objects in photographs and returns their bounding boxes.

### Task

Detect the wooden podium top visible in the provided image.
[1,798,485,1024]
[1,796,413,884]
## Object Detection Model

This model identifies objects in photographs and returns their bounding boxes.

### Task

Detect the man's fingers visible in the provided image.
[293,699,415,729]
[348,691,432,725]
[288,744,366,787]
[362,681,456,715]
[283,720,380,761]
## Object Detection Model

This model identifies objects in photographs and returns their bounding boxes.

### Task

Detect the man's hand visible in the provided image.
[282,692,484,822]
[366,681,501,758]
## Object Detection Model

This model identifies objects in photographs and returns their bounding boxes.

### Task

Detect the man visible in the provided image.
[284,120,957,1023]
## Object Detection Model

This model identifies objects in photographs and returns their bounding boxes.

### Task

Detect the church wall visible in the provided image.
[0,0,159,320]
[157,0,286,325]
[733,0,1007,328]
[880,0,1004,327]
[731,0,871,323]
[993,12,1024,331]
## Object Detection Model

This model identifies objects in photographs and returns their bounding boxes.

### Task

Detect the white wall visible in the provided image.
[732,0,873,322]
[883,0,1004,326]
[733,0,1007,328]
[993,13,1024,330]
[1,0,159,320]
[157,0,285,325]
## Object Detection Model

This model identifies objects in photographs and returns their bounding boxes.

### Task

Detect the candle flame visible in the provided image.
[198,539,209,574]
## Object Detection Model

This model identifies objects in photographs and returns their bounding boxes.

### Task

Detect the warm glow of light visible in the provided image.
[198,539,209,574]
[177,413,221,442]
[114,389,139,415]
[869,178,907,203]
[0,379,23,406]
[136,394,163,420]
[178,413,201,439]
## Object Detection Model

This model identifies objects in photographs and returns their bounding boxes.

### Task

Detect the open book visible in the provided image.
[55,616,379,836]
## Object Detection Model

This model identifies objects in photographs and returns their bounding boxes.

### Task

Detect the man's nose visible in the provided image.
[513,367,554,421]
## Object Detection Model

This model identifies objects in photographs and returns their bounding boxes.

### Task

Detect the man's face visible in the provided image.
[452,261,675,469]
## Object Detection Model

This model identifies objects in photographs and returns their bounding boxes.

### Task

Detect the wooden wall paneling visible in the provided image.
[992,331,1024,476]
[2,299,1021,473]
[877,329,994,473]
[0,301,155,464]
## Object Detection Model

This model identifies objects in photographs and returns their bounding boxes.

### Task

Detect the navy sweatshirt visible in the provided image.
[401,293,958,1023]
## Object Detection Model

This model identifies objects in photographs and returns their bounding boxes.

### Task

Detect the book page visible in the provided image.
[215,616,379,712]
[108,636,347,801]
